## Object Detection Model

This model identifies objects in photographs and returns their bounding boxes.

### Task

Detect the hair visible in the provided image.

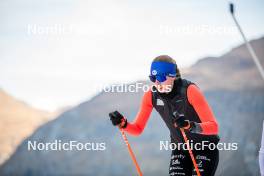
[152,55,181,78]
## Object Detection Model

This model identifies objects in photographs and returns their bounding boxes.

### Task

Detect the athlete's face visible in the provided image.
[154,76,176,93]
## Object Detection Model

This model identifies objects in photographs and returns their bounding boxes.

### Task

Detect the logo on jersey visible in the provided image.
[157,99,164,106]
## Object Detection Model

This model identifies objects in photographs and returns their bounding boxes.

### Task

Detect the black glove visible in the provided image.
[109,111,127,128]
[173,111,192,129]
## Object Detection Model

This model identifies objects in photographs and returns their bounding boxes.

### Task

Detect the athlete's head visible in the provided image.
[149,55,180,93]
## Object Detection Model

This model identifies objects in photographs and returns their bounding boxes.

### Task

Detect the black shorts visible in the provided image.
[169,147,219,176]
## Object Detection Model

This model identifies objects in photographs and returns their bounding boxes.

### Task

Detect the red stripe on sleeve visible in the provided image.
[187,84,219,135]
[123,90,153,136]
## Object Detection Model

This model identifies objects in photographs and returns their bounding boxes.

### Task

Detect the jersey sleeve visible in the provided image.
[123,90,153,136]
[187,84,219,135]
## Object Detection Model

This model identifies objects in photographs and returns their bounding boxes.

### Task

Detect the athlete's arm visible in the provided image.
[187,84,219,135]
[123,90,153,136]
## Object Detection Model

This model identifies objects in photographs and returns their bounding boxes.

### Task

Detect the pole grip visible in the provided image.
[229,3,234,14]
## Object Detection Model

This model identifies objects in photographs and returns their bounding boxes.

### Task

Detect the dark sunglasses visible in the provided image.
[149,74,171,83]
[149,73,177,83]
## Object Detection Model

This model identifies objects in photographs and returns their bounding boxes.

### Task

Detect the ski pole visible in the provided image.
[180,128,201,176]
[229,3,264,82]
[119,127,143,176]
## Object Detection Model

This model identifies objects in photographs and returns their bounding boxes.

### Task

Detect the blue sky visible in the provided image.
[0,0,263,111]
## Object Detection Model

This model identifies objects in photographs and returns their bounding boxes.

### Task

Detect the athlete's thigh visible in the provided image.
[169,149,193,176]
[191,148,219,176]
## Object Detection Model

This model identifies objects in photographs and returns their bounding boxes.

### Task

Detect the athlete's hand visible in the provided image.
[174,118,191,130]
[172,112,191,130]
[109,111,127,128]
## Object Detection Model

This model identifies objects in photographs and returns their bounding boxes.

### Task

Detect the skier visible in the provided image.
[109,55,220,176]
